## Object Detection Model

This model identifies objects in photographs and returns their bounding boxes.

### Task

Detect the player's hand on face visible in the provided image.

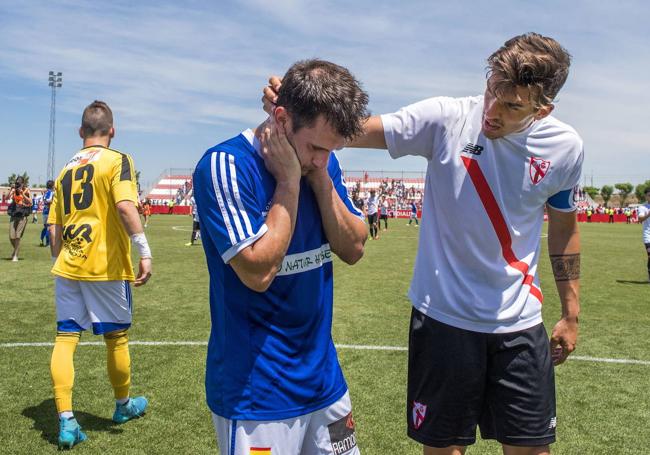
[134,257,152,287]
[549,316,578,365]
[260,118,301,185]
[262,76,282,115]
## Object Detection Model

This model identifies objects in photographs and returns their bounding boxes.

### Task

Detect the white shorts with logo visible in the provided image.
[212,391,360,455]
[55,276,132,335]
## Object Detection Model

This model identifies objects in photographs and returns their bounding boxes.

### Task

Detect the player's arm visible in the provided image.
[49,224,63,257]
[546,205,580,366]
[116,200,152,287]
[229,121,302,292]
[111,154,152,287]
[263,76,387,149]
[307,168,366,265]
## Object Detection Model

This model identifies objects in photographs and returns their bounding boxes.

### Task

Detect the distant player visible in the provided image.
[407,201,419,226]
[48,101,152,449]
[366,189,379,239]
[40,180,55,246]
[185,196,200,246]
[32,192,41,223]
[379,196,389,230]
[141,198,151,228]
[637,187,650,282]
[194,59,368,454]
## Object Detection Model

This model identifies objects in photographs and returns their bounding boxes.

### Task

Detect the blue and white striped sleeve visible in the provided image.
[328,152,364,220]
[194,150,268,263]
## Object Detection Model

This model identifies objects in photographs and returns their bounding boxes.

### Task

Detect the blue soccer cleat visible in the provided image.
[112,396,148,423]
[58,416,87,449]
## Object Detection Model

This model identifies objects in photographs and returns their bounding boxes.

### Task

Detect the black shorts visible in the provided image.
[193,221,200,231]
[407,309,556,448]
[645,243,650,256]
[367,213,378,224]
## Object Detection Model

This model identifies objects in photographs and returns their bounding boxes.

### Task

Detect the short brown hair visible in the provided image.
[81,100,113,138]
[276,59,369,141]
[487,33,571,108]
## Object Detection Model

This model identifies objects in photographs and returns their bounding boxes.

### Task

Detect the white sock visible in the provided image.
[116,397,130,405]
[59,411,74,420]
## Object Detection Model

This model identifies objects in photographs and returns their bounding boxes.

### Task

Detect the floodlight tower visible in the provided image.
[47,71,63,180]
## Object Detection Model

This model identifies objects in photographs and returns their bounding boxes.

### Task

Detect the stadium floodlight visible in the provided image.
[47,71,63,180]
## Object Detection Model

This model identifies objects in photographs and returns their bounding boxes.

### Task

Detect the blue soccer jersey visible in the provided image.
[42,189,54,218]
[193,129,362,421]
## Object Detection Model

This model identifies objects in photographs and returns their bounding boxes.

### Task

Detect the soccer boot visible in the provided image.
[112,396,148,423]
[58,416,87,449]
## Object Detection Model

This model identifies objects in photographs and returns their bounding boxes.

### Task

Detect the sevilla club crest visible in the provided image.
[412,401,427,430]
[529,157,550,185]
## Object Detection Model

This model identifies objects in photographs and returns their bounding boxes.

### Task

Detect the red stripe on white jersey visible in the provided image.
[461,156,543,303]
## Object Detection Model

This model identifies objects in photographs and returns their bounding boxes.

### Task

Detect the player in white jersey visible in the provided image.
[260,32,582,455]
[185,196,201,246]
[366,190,379,240]
[637,187,650,282]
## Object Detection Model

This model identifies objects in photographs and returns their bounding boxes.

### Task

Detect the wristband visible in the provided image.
[130,233,152,259]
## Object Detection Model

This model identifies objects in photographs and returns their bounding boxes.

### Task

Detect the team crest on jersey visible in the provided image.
[412,401,427,430]
[529,157,550,185]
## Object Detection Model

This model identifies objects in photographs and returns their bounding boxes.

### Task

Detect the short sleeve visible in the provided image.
[111,153,138,204]
[381,96,462,161]
[327,152,364,220]
[547,137,584,213]
[193,150,268,263]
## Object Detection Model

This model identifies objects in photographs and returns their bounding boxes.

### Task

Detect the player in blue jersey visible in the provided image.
[193,59,369,455]
[40,180,55,246]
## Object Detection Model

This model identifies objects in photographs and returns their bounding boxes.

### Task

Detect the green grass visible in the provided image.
[1,215,649,454]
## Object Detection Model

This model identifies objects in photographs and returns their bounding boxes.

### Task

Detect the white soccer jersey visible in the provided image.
[382,96,583,333]
[639,204,650,243]
[366,196,378,215]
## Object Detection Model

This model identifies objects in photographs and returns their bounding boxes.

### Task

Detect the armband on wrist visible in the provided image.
[130,233,152,259]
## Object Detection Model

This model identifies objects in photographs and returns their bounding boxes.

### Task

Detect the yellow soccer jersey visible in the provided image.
[48,146,138,281]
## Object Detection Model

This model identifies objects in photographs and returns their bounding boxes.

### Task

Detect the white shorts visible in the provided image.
[55,276,132,335]
[212,391,360,455]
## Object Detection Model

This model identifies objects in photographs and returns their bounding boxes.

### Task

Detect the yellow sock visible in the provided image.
[50,332,81,414]
[104,330,131,400]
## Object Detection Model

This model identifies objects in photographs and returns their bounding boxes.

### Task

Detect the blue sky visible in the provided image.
[0,0,648,189]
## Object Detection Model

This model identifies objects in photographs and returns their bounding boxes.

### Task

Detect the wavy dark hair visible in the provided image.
[276,59,370,141]
[487,33,571,108]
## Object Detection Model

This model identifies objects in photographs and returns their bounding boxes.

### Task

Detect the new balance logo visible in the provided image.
[461,143,484,155]
[549,417,557,429]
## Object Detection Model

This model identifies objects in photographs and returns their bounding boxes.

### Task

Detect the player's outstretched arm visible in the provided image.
[116,200,152,287]
[547,206,581,366]
[262,76,387,150]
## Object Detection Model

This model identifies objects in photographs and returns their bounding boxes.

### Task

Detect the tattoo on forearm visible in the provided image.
[550,253,580,281]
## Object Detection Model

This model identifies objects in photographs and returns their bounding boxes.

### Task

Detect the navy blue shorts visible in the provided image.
[407,308,556,448]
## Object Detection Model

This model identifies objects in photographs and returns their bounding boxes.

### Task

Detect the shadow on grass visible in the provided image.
[616,280,650,285]
[22,399,123,446]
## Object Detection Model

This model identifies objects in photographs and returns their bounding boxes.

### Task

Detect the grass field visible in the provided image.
[1,214,649,454]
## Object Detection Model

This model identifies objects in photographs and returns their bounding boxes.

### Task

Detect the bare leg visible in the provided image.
[424,446,466,455]
[502,444,550,455]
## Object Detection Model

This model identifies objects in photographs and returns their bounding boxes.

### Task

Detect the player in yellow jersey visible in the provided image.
[47,100,153,449]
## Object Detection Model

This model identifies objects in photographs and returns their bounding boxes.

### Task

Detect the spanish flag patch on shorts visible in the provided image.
[250,448,271,455]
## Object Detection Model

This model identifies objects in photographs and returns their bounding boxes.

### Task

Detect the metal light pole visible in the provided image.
[47,71,63,181]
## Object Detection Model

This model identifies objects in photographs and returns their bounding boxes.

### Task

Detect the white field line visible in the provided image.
[1,341,649,366]
[171,225,194,232]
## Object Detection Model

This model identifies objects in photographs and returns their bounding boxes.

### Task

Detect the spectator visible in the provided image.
[7,176,32,261]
